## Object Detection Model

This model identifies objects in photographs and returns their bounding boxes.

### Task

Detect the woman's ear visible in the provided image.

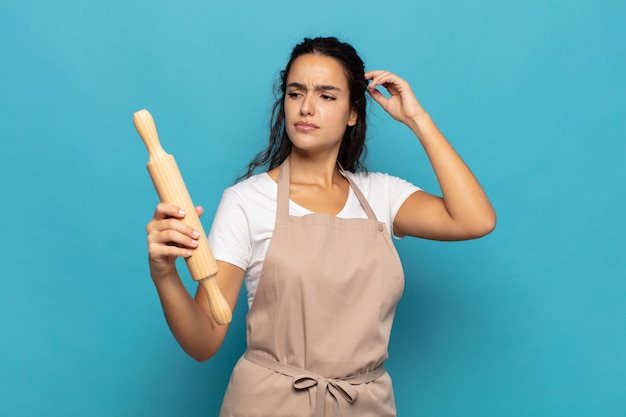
[348,109,357,127]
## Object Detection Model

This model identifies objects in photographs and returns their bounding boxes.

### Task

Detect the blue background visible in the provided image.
[1,0,624,415]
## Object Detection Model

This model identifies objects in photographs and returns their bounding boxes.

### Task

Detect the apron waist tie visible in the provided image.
[244,351,386,417]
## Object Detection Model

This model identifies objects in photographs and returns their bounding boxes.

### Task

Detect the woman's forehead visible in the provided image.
[287,54,348,89]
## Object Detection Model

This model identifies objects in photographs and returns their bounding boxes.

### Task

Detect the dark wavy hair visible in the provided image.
[238,37,368,180]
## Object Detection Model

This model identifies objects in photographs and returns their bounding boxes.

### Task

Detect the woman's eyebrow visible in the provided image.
[287,82,342,92]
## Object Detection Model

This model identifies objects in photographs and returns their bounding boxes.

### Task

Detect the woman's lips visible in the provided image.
[294,121,319,131]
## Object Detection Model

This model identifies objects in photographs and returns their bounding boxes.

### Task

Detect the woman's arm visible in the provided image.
[146,203,245,361]
[366,70,496,241]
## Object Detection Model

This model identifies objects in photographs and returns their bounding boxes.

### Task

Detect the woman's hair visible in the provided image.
[238,37,368,180]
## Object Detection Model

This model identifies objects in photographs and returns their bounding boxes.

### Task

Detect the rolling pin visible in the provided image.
[133,109,232,325]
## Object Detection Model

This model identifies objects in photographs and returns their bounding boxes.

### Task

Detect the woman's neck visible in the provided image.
[287,149,343,188]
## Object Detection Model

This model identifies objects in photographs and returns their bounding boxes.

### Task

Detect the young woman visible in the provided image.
[146,37,496,416]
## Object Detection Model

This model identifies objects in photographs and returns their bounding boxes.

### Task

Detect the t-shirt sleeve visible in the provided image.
[386,174,421,219]
[381,173,422,239]
[207,188,251,271]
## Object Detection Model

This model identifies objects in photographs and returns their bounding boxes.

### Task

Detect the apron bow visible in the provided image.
[293,374,360,402]
[245,351,385,417]
[293,375,359,417]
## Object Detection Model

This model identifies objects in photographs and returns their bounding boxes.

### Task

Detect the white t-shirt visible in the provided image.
[208,171,421,308]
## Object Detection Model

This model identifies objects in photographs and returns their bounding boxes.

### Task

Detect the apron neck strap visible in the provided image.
[276,157,291,216]
[338,164,378,221]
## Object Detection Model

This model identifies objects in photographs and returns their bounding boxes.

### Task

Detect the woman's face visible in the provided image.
[284,53,357,155]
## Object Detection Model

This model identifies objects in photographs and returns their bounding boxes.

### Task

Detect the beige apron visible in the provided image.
[219,158,405,417]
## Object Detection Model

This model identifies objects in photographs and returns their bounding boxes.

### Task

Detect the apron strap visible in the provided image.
[276,157,291,216]
[244,351,386,417]
[338,164,378,221]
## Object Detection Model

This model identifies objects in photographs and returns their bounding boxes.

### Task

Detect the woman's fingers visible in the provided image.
[150,203,202,237]
[365,70,423,123]
[365,70,404,91]
[149,223,199,247]
[148,228,198,260]
[150,240,194,259]
[152,202,186,220]
[147,203,202,260]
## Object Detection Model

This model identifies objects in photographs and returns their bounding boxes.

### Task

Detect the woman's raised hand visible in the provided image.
[145,203,202,281]
[365,70,425,127]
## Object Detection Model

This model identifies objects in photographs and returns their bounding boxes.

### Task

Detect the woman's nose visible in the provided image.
[300,95,314,116]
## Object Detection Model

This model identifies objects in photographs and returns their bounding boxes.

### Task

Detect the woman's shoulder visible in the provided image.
[219,172,277,214]
[344,170,413,189]
[344,170,421,203]
[226,172,276,197]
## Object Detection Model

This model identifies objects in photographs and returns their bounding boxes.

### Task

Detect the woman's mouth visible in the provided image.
[294,121,319,131]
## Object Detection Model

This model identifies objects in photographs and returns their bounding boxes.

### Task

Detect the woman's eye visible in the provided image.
[287,92,301,98]
[321,94,336,101]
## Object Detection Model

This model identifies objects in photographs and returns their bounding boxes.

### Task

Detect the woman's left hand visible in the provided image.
[365,70,425,127]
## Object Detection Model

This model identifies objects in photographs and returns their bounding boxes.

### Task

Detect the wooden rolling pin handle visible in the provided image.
[200,276,233,325]
[132,110,167,160]
[133,109,232,325]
